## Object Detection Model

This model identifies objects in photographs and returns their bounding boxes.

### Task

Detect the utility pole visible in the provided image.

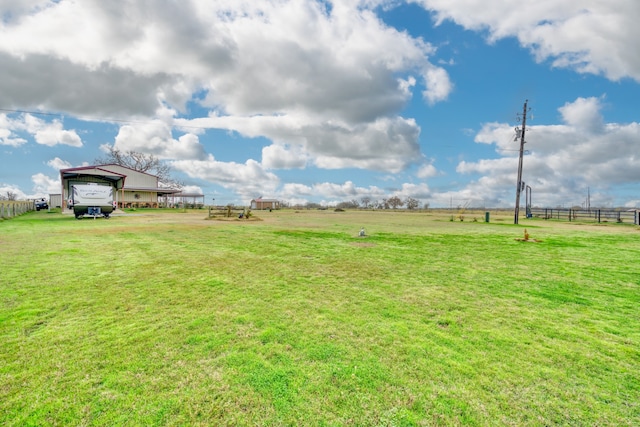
[514,100,529,224]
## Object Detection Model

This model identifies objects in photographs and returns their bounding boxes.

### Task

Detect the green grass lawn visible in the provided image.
[1,209,639,426]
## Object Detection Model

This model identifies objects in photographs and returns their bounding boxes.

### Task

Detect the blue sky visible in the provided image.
[1,0,639,208]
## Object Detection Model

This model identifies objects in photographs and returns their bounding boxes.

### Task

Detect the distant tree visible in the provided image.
[95,147,182,188]
[336,200,359,209]
[387,196,404,209]
[305,202,321,209]
[423,202,430,211]
[360,197,371,209]
[405,197,419,210]
[6,191,17,201]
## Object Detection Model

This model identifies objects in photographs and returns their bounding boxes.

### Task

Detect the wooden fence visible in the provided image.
[529,207,639,224]
[0,201,34,219]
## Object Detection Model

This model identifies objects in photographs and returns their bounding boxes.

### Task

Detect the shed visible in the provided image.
[251,198,280,210]
[49,194,62,208]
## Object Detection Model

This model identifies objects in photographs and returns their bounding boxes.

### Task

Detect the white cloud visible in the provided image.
[113,122,207,161]
[0,1,450,119]
[279,180,388,205]
[396,182,432,199]
[31,172,60,196]
[47,157,72,170]
[456,96,640,207]
[0,183,27,200]
[179,184,204,195]
[32,126,82,148]
[413,0,640,81]
[262,144,309,169]
[171,155,279,202]
[0,128,27,147]
[0,113,82,147]
[558,96,605,133]
[422,66,453,105]
[0,0,451,177]
[182,114,422,173]
[417,162,438,178]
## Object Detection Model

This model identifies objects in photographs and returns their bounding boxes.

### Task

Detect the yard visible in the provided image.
[1,208,638,426]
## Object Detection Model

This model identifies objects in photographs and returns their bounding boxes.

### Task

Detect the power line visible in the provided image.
[0,107,215,131]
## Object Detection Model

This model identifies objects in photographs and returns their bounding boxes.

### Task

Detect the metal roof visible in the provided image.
[60,166,127,188]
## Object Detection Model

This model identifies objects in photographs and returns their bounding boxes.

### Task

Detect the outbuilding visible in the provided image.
[250,198,280,210]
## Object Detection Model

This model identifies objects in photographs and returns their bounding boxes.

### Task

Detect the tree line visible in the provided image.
[285,196,429,210]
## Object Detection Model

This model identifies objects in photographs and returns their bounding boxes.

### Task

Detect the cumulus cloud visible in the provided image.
[171,155,280,202]
[422,66,453,105]
[181,114,422,173]
[262,144,309,169]
[0,0,450,176]
[0,184,28,201]
[416,162,438,178]
[113,121,207,161]
[179,184,204,195]
[24,114,82,147]
[47,157,72,170]
[0,114,27,147]
[413,0,640,81]
[31,172,60,196]
[0,113,81,147]
[277,179,433,206]
[457,97,640,207]
[0,1,450,118]
[3,1,638,207]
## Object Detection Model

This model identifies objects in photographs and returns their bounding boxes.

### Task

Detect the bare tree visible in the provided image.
[360,197,371,209]
[6,191,17,201]
[336,200,359,209]
[405,197,419,210]
[387,196,404,209]
[95,147,182,188]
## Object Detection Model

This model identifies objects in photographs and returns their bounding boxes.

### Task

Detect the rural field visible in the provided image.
[1,208,639,426]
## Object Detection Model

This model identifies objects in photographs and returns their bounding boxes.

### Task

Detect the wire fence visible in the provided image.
[0,201,34,219]
[529,207,639,224]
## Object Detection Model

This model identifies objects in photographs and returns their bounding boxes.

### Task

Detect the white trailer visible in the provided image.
[69,184,115,219]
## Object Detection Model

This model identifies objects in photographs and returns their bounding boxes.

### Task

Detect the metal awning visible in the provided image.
[60,167,127,189]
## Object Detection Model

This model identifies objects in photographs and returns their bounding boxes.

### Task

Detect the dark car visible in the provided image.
[35,198,48,211]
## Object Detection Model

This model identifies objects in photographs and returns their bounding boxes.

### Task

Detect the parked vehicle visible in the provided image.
[68,184,115,219]
[34,198,48,211]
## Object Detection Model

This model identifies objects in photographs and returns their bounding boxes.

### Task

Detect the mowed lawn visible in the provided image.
[1,209,639,426]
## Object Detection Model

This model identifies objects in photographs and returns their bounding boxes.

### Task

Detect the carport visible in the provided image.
[60,166,126,211]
